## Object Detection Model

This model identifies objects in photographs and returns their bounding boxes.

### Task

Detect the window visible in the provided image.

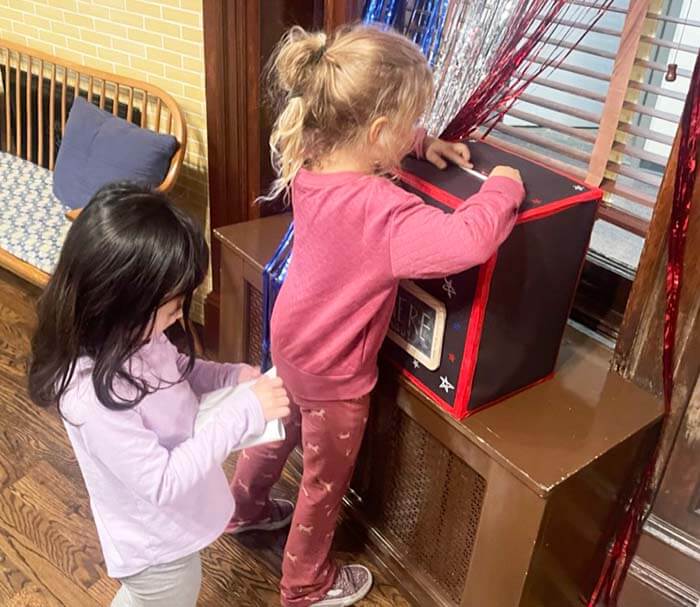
[491,0,700,278]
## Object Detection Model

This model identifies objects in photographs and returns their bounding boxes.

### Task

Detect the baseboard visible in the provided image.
[627,556,700,607]
[644,515,700,563]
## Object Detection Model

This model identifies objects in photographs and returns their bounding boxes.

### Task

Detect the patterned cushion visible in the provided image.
[0,152,71,274]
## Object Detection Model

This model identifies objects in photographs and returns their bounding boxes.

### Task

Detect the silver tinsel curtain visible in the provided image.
[364,0,515,132]
[364,0,613,136]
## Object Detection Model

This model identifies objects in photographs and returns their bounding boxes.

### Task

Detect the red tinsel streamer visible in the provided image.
[587,49,700,607]
[440,0,613,141]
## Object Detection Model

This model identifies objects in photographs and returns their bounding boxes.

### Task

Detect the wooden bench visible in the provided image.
[0,39,186,287]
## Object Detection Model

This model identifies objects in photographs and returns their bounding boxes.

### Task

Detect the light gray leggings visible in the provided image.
[110,552,202,607]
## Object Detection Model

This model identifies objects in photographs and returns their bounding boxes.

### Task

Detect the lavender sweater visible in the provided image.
[61,333,265,578]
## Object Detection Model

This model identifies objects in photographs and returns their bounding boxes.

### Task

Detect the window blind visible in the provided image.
[486,0,699,273]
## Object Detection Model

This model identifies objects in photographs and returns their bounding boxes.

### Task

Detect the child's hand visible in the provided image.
[489,165,523,183]
[251,376,291,422]
[238,365,262,383]
[425,137,472,170]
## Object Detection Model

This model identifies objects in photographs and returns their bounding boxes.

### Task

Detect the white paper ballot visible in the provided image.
[459,165,488,181]
[196,366,286,450]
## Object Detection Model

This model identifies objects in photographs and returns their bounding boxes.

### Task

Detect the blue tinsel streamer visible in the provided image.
[363,0,449,66]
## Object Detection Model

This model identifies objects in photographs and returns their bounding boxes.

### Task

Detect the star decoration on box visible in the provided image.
[439,376,455,393]
[452,321,462,331]
[442,278,456,299]
[531,197,543,205]
[448,353,456,363]
[573,184,585,191]
[412,359,420,369]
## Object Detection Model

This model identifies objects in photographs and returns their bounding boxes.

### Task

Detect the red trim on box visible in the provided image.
[391,362,453,411]
[396,169,602,225]
[387,254,498,421]
[392,357,556,420]
[398,169,466,210]
[454,254,498,418]
[517,191,601,223]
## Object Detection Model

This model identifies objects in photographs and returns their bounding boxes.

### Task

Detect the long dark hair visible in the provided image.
[28,182,208,410]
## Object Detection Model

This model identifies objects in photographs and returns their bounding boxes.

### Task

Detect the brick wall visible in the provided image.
[0,0,211,322]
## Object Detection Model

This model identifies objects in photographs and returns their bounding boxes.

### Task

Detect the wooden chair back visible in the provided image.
[0,39,186,191]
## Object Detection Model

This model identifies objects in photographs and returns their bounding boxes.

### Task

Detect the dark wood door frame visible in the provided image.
[324,0,364,29]
[203,1,262,348]
[202,0,361,348]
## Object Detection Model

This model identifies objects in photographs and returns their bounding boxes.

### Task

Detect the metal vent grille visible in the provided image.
[352,401,486,605]
[246,284,263,366]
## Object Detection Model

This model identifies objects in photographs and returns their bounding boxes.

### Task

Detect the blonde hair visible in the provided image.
[265,24,434,201]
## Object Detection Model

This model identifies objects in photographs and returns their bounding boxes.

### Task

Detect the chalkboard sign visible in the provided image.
[387,281,446,371]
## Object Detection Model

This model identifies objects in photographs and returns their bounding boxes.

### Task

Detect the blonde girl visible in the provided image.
[228,24,524,607]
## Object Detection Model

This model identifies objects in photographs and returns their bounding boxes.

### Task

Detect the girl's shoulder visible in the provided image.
[370,174,402,191]
[59,358,99,425]
[59,340,166,425]
[294,169,409,198]
[335,172,415,204]
[366,174,424,212]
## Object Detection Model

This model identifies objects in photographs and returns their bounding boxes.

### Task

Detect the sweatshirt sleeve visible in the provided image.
[176,354,244,397]
[80,387,265,506]
[389,176,525,279]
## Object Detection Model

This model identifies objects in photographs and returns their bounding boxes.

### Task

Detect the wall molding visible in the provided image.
[645,514,700,563]
[629,556,700,606]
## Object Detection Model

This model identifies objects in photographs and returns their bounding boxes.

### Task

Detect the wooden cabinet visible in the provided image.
[215,214,663,607]
[215,213,290,365]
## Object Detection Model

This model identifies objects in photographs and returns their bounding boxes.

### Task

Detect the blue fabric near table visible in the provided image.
[261,221,294,371]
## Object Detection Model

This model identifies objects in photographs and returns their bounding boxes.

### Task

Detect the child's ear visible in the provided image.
[368,116,389,145]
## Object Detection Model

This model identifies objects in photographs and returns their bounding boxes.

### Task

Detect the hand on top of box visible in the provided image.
[424,136,473,170]
[489,165,523,183]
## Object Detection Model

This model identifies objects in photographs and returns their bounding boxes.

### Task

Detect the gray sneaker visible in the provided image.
[226,498,294,535]
[309,564,373,607]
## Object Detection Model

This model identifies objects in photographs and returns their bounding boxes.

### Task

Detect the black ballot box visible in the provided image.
[383,140,601,420]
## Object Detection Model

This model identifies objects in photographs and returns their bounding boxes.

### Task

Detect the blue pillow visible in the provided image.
[53,97,179,209]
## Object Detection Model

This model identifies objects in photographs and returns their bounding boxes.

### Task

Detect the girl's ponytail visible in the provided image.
[265,27,328,201]
[263,24,433,202]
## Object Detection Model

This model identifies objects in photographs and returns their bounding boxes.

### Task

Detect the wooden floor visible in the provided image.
[0,269,410,606]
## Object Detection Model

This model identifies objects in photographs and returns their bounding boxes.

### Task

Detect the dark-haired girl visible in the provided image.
[29,183,291,607]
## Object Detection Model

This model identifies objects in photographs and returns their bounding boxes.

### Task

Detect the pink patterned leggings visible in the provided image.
[229,394,370,607]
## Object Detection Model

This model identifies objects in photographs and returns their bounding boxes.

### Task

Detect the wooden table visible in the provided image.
[215,215,663,607]
[215,213,291,365]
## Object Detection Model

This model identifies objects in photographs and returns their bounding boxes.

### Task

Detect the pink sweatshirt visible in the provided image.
[271,166,525,402]
[60,333,265,578]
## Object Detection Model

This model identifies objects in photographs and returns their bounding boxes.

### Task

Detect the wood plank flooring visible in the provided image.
[0,269,410,606]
